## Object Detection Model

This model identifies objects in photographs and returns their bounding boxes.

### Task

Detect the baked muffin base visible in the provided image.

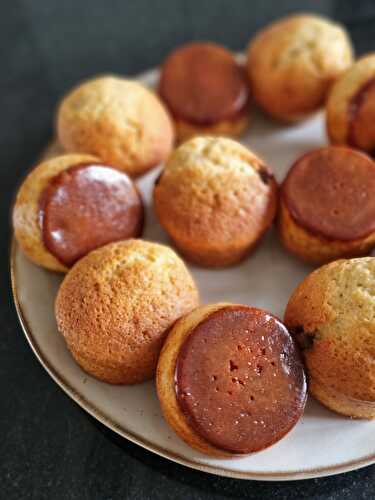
[278,200,375,264]
[174,113,249,143]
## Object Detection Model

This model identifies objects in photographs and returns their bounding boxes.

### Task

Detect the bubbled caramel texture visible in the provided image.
[175,306,306,453]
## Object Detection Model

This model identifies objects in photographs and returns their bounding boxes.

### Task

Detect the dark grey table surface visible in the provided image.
[2,1,375,499]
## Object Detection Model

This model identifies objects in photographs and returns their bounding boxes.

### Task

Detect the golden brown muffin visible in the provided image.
[247,14,353,122]
[278,146,375,264]
[159,42,250,142]
[153,136,278,267]
[284,257,375,419]
[327,54,375,154]
[57,75,174,176]
[55,239,199,384]
[13,154,144,272]
[157,303,307,457]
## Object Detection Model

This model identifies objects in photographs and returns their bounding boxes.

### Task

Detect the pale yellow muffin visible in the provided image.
[326,54,375,153]
[284,257,375,418]
[55,239,199,385]
[57,76,175,176]
[247,14,353,122]
[13,154,99,273]
[153,136,278,267]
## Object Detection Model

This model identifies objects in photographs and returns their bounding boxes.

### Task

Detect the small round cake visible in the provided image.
[327,54,375,154]
[57,76,174,176]
[153,136,278,267]
[278,146,375,264]
[13,154,144,272]
[285,257,375,419]
[55,239,199,385]
[157,303,307,456]
[159,42,250,142]
[247,14,353,122]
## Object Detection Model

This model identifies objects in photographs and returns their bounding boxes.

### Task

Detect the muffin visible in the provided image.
[327,54,375,154]
[159,42,250,142]
[157,303,307,456]
[284,257,375,419]
[247,14,353,122]
[57,76,174,176]
[13,154,144,272]
[55,239,199,384]
[278,146,375,264]
[153,136,278,267]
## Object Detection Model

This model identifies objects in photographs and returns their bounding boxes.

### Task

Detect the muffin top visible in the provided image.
[282,146,375,241]
[247,14,353,118]
[159,42,249,125]
[327,54,375,151]
[154,136,277,248]
[57,75,174,176]
[285,257,375,402]
[175,305,306,454]
[55,239,199,383]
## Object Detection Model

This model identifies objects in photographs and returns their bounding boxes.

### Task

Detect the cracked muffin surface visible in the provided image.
[247,14,353,122]
[153,136,278,267]
[55,239,199,384]
[57,75,174,176]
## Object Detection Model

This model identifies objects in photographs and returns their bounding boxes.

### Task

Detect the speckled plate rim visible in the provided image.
[10,236,375,481]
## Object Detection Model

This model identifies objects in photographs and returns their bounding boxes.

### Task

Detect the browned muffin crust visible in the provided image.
[284,257,375,419]
[154,136,278,267]
[55,240,199,385]
[327,54,375,154]
[247,14,353,122]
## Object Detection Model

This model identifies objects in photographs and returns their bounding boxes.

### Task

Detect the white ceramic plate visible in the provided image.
[11,68,375,481]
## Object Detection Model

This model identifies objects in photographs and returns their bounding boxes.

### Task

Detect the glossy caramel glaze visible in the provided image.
[282,147,375,241]
[39,163,144,266]
[175,306,306,454]
[159,42,249,126]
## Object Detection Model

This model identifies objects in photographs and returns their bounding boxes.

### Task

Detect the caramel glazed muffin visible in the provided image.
[327,54,375,155]
[247,14,353,122]
[285,257,375,419]
[13,154,144,272]
[154,136,278,267]
[159,42,250,142]
[157,303,307,457]
[56,75,174,177]
[55,240,199,384]
[278,146,375,264]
